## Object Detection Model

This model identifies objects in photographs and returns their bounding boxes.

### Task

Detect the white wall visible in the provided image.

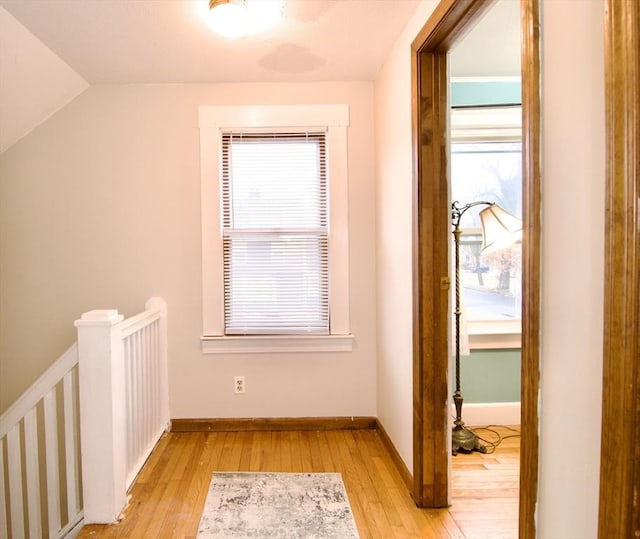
[374,0,438,472]
[538,0,605,536]
[0,82,377,418]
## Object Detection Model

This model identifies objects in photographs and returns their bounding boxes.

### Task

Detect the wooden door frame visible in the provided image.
[410,1,541,538]
[598,0,640,536]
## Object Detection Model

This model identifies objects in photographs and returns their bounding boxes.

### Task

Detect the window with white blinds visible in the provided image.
[199,104,351,353]
[221,132,329,335]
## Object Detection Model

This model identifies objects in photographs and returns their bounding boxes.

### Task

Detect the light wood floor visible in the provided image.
[77,426,519,538]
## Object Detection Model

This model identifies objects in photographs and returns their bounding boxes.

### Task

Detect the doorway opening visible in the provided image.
[410,1,541,538]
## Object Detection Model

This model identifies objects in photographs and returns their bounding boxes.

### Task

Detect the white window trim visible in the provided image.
[467,320,521,349]
[451,106,523,350]
[451,106,522,142]
[198,105,352,353]
[201,334,354,354]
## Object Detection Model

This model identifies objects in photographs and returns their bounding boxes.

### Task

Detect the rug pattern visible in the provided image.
[197,472,360,538]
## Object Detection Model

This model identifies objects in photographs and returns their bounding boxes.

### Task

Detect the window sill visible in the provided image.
[467,320,521,349]
[469,332,521,349]
[201,334,355,354]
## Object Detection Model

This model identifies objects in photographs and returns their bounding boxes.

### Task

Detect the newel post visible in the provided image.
[75,309,126,523]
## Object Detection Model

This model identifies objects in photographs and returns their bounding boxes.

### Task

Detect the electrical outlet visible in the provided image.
[234,376,245,394]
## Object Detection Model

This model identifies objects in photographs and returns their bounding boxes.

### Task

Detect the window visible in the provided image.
[451,107,522,348]
[199,105,352,353]
[222,132,328,335]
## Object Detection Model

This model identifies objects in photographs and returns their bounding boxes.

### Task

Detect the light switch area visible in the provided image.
[234,376,245,394]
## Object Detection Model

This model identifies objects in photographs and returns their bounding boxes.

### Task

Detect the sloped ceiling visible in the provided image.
[0,7,89,154]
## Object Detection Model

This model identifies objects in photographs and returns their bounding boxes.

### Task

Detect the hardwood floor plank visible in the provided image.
[237,431,254,471]
[330,430,374,539]
[248,430,266,471]
[77,425,519,538]
[135,432,172,484]
[286,431,303,472]
[217,431,242,471]
[158,433,209,538]
[450,426,520,539]
[184,432,228,533]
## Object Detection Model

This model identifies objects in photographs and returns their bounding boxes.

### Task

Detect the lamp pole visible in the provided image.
[451,200,492,456]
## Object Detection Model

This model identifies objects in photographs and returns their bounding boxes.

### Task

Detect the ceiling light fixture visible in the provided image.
[206,0,282,39]
[207,0,249,38]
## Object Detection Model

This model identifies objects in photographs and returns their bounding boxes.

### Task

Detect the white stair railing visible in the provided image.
[75,297,169,524]
[0,344,83,539]
[0,297,169,536]
[120,301,169,489]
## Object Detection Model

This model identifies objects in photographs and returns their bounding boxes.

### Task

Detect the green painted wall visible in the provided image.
[452,348,521,403]
[451,81,521,107]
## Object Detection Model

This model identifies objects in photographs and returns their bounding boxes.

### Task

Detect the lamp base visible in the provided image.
[452,425,486,456]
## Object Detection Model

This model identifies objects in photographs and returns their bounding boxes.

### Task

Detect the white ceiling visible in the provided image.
[0,0,520,154]
[0,0,422,84]
[450,0,520,78]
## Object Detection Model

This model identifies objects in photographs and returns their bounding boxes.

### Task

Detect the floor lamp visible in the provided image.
[451,200,523,456]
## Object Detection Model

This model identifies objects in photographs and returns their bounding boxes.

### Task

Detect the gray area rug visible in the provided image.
[196,472,360,538]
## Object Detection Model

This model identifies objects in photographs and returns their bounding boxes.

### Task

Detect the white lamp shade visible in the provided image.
[479,204,522,254]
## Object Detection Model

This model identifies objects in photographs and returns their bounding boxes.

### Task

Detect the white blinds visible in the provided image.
[221,131,329,335]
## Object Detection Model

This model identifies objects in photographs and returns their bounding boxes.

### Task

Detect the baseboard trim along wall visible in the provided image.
[170,416,378,432]
[374,419,413,490]
[453,402,521,426]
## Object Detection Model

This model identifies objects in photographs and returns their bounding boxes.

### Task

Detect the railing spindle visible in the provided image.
[7,425,25,538]
[0,439,7,539]
[64,368,80,521]
[24,407,43,538]
[44,388,61,536]
[125,335,133,475]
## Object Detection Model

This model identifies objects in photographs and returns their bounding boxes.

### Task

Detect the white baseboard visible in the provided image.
[451,402,521,426]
